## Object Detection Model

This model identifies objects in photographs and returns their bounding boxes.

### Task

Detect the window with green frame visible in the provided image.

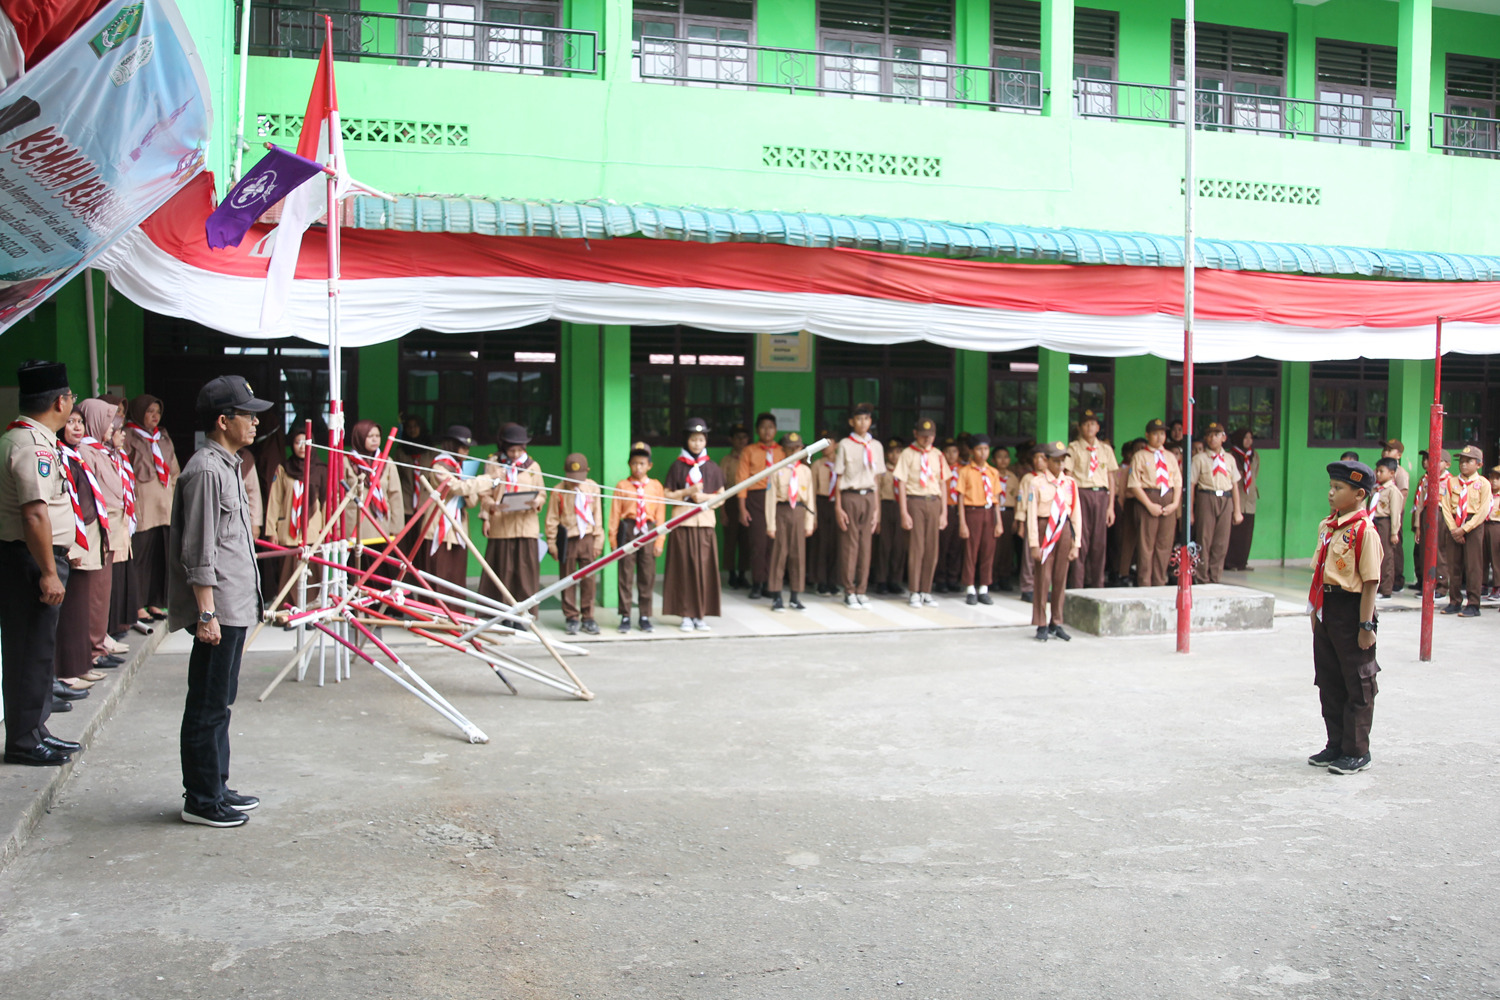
[1168,358,1281,446]
[988,348,1038,447]
[817,340,954,443]
[399,325,560,445]
[629,327,751,446]
[1308,360,1385,448]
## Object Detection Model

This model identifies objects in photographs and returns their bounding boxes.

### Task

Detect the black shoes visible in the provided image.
[1441,603,1462,615]
[41,736,81,753]
[1460,606,1480,618]
[565,619,580,635]
[50,698,73,713]
[617,618,631,634]
[1328,754,1372,774]
[222,789,260,812]
[581,619,600,635]
[977,592,994,606]
[4,744,71,766]
[770,595,785,612]
[1020,591,1033,603]
[965,592,977,605]
[1034,626,1049,642]
[748,583,764,599]
[788,594,806,611]
[51,681,87,701]
[181,803,249,828]
[1049,624,1071,642]
[1307,747,1341,767]
[638,616,654,633]
[94,654,125,668]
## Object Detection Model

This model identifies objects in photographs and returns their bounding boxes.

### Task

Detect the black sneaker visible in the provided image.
[1307,747,1341,767]
[617,618,631,634]
[977,592,994,606]
[1048,624,1072,642]
[222,789,260,812]
[788,595,806,611]
[1328,754,1372,774]
[638,616,654,633]
[1034,626,1049,642]
[1021,591,1033,603]
[748,583,764,600]
[581,619,600,635]
[1460,605,1480,618]
[770,595,785,612]
[565,618,580,635]
[1441,603,1462,615]
[181,803,249,828]
[965,592,977,605]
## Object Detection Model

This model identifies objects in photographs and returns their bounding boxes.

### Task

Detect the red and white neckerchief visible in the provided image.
[127,422,169,485]
[1087,445,1100,479]
[288,479,307,543]
[573,485,595,530]
[976,464,995,509]
[911,445,933,489]
[351,452,389,518]
[503,454,529,493]
[947,465,960,505]
[1233,445,1255,492]
[1308,508,1368,620]
[997,472,1009,508]
[1455,476,1480,520]
[631,479,650,526]
[430,453,463,553]
[678,449,709,486]
[1489,490,1500,520]
[787,461,803,508]
[851,432,876,470]
[761,444,777,468]
[1039,475,1076,563]
[1153,448,1172,494]
[117,448,137,533]
[1210,450,1230,481]
[78,436,115,538]
[825,461,838,499]
[55,444,91,550]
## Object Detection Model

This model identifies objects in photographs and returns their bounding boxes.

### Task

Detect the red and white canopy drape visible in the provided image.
[95,174,1500,361]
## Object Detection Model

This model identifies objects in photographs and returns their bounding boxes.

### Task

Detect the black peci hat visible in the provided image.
[17,360,67,395]
[1327,460,1376,492]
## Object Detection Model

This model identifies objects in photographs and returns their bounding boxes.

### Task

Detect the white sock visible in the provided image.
[979,585,988,594]
[967,585,977,594]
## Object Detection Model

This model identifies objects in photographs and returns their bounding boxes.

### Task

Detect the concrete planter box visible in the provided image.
[1063,584,1276,637]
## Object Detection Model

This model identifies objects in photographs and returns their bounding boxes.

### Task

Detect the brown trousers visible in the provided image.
[768,502,808,593]
[1374,516,1395,597]
[961,506,997,587]
[89,557,114,659]
[810,496,838,587]
[936,506,963,586]
[744,492,771,585]
[1019,515,1035,592]
[1226,511,1255,570]
[1135,488,1177,587]
[1031,517,1072,626]
[1312,588,1379,757]
[721,505,748,577]
[1116,499,1138,580]
[1443,526,1486,607]
[873,499,907,587]
[905,495,942,594]
[1068,488,1111,589]
[1393,514,1406,587]
[993,508,1016,583]
[616,520,656,617]
[1193,492,1233,584]
[838,491,876,595]
[1488,521,1500,590]
[557,534,598,621]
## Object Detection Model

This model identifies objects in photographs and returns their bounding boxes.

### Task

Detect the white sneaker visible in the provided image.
[921,593,939,607]
[679,619,695,633]
[908,592,922,608]
[857,593,871,607]
[844,594,861,608]
[693,618,712,631]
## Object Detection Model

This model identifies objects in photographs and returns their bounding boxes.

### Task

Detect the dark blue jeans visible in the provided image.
[180,624,246,811]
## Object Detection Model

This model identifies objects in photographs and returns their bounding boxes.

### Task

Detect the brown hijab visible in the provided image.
[124,393,176,483]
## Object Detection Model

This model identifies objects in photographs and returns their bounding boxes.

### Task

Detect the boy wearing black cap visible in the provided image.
[1441,444,1492,616]
[481,422,546,608]
[894,418,950,607]
[1308,460,1383,774]
[957,434,1003,604]
[736,412,783,599]
[1189,422,1243,584]
[546,453,604,635]
[1065,410,1118,589]
[764,431,816,611]
[609,442,665,633]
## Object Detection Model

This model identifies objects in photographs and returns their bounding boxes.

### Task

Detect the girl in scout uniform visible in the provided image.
[264,428,328,598]
[124,394,178,624]
[664,417,724,630]
[344,418,406,555]
[1226,428,1260,571]
[480,422,545,606]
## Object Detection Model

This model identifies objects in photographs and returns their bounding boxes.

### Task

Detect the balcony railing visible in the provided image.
[1074,79,1405,146]
[635,36,1043,111]
[241,2,601,76]
[1430,112,1500,158]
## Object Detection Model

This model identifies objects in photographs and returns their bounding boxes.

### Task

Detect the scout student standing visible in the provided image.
[609,442,665,634]
[719,423,749,589]
[1381,439,1411,590]
[1065,410,1117,589]
[124,393,179,624]
[1128,419,1183,587]
[810,434,840,595]
[664,417,723,631]
[1190,423,1244,584]
[1014,446,1043,602]
[1411,449,1450,597]
[417,426,495,592]
[872,438,907,595]
[833,403,880,608]
[545,453,604,635]
[1372,458,1403,600]
[935,437,963,593]
[1440,444,1492,616]
[736,412,783,599]
[957,434,1003,605]
[764,430,816,611]
[480,422,546,608]
[1488,464,1500,598]
[1027,442,1081,642]
[1226,428,1260,571]
[1112,438,1143,585]
[894,418,950,608]
[1307,460,1384,775]
[990,445,1020,591]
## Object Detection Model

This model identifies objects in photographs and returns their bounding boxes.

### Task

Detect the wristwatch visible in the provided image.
[197,611,218,624]
[1358,620,1378,633]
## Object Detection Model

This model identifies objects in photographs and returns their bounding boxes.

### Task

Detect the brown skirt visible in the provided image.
[418,543,473,595]
[480,537,539,605]
[663,526,721,619]
[89,559,113,658]
[109,557,138,635]
[132,523,168,610]
[56,565,101,678]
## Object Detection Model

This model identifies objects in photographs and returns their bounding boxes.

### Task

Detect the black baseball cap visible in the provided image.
[196,375,273,414]
[1327,460,1375,491]
[684,416,709,435]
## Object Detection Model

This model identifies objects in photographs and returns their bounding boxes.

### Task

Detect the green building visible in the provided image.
[7,0,1500,577]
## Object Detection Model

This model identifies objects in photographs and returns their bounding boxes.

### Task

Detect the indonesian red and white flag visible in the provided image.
[259,18,348,332]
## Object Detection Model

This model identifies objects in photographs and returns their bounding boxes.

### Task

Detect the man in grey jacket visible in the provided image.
[168,376,272,827]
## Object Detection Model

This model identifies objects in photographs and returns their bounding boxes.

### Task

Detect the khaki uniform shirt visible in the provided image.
[999,468,1019,511]
[1064,439,1118,490]
[167,440,262,630]
[545,478,605,550]
[608,476,666,553]
[343,458,406,540]
[1394,464,1410,500]
[1191,449,1242,493]
[813,458,837,499]
[737,443,785,493]
[892,445,950,499]
[1014,471,1034,520]
[1128,447,1184,500]
[416,459,491,548]
[1373,481,1403,522]
[1313,510,1383,593]
[1231,447,1260,514]
[720,449,743,488]
[1489,482,1500,522]
[0,416,73,546]
[765,462,816,534]
[1024,471,1084,550]
[124,426,178,532]
[958,463,1002,507]
[833,434,881,493]
[1442,475,1493,535]
[264,467,326,546]
[480,458,544,541]
[877,468,896,502]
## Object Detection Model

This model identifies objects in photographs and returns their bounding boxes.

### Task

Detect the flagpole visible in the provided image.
[1177,0,1196,655]
[322,15,348,678]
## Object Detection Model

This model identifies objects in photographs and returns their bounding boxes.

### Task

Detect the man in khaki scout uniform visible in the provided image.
[764,431,817,612]
[1381,439,1411,590]
[1308,460,1384,775]
[545,453,605,635]
[1440,444,1492,616]
[833,402,880,608]
[1027,441,1081,641]
[1064,410,1117,589]
[894,418,950,608]
[0,361,81,766]
[1189,422,1243,584]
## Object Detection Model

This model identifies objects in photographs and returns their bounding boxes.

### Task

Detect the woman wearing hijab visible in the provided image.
[1225,427,1259,572]
[78,398,131,666]
[123,394,178,623]
[345,419,405,553]
[54,410,110,692]
[264,427,328,598]
[662,417,725,629]
[105,413,141,639]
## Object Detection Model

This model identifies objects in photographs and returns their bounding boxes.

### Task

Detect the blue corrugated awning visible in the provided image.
[348,194,1500,281]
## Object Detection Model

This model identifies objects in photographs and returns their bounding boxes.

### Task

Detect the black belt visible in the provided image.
[1321,583,1357,595]
[1198,489,1229,497]
[1083,486,1109,492]
[843,488,873,495]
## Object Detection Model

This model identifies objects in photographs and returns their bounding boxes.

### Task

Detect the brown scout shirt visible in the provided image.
[1190,448,1243,493]
[545,478,605,550]
[1441,474,1493,535]
[124,425,178,532]
[1064,438,1118,490]
[833,434,881,493]
[0,416,73,546]
[1313,509,1383,593]
[892,445,951,498]
[1128,447,1184,499]
[764,460,816,535]
[1024,471,1084,550]
[480,457,543,540]
[813,457,837,499]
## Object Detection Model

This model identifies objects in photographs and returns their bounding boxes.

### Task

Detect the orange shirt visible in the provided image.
[957,463,1002,507]
[607,476,667,554]
[737,442,785,493]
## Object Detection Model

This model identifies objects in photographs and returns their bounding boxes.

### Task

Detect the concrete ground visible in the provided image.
[0,611,1497,999]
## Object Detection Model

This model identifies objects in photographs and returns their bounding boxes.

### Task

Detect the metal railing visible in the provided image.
[635,36,1044,110]
[1430,112,1500,157]
[1074,79,1405,146]
[241,2,601,76]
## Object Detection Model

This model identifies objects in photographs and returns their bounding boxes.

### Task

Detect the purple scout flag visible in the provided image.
[205,145,327,250]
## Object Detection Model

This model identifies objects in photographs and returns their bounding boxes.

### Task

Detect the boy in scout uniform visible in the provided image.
[1440,444,1492,616]
[1411,449,1449,598]
[990,445,1020,591]
[957,434,1003,605]
[935,437,963,593]
[719,423,749,589]
[1381,440,1411,590]
[833,403,880,608]
[1189,422,1244,584]
[810,432,840,596]
[1112,438,1143,585]
[872,438,907,595]
[609,442,665,634]
[1065,410,1117,589]
[480,423,546,608]
[546,453,605,635]
[1488,464,1500,599]
[1307,460,1384,775]
[764,430,816,611]
[1014,445,1043,602]
[1372,458,1403,599]
[1128,419,1183,587]
[894,418,951,607]
[0,361,81,766]
[1028,442,1081,641]
[736,412,783,600]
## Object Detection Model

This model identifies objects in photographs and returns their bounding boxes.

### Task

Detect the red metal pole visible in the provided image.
[299,417,312,543]
[1419,317,1444,662]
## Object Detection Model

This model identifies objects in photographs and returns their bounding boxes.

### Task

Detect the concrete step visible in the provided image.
[1063,584,1276,637]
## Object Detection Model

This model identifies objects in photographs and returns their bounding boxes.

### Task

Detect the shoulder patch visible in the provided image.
[36,450,53,477]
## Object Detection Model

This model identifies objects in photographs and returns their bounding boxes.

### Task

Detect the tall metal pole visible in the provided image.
[1419,316,1444,662]
[232,0,254,185]
[1176,0,1196,655]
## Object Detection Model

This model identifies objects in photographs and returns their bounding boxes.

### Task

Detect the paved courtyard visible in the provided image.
[0,611,1496,999]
